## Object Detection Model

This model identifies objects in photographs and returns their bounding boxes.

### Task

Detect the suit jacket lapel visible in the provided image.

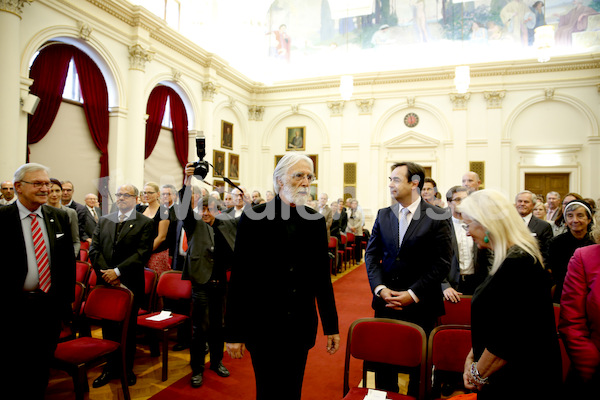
[389,203,400,251]
[41,206,57,254]
[402,202,426,244]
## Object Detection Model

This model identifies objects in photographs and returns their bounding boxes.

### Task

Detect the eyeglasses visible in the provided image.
[452,197,463,203]
[20,180,52,189]
[141,191,156,195]
[290,172,315,183]
[115,193,135,199]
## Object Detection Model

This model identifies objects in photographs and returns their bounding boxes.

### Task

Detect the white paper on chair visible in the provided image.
[363,389,387,400]
[146,310,172,321]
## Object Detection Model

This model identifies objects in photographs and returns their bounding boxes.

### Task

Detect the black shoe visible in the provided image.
[173,343,189,351]
[127,372,137,386]
[441,382,455,397]
[191,372,203,388]
[92,371,114,388]
[210,362,230,377]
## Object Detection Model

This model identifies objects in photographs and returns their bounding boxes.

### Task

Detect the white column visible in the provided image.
[0,1,28,177]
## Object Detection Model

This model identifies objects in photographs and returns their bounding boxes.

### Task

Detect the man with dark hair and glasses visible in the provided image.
[89,184,154,388]
[2,163,76,399]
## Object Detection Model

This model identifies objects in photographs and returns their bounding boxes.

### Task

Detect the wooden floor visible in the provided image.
[46,262,363,400]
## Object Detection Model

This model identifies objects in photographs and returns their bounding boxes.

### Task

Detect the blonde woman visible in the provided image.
[459,190,561,400]
[532,202,547,220]
[141,182,171,275]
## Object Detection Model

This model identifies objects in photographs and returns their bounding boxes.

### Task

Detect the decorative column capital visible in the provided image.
[327,101,345,117]
[248,105,265,121]
[0,0,32,18]
[449,93,471,110]
[201,81,218,101]
[483,90,505,109]
[128,44,154,71]
[356,98,374,114]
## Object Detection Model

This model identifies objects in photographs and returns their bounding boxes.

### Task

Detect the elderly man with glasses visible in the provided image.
[224,153,340,400]
[2,163,75,399]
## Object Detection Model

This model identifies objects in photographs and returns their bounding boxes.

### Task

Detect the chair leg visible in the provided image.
[73,365,87,400]
[162,329,169,381]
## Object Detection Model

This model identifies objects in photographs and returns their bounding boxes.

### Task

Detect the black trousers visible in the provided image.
[190,281,226,374]
[246,342,309,400]
[13,291,62,400]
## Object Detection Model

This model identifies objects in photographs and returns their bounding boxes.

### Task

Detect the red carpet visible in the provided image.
[149,264,374,400]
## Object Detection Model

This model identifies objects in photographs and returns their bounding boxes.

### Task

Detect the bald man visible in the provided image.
[461,171,481,193]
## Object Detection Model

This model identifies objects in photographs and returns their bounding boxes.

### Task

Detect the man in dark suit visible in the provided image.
[442,186,490,303]
[224,153,340,400]
[89,184,154,387]
[2,163,75,399]
[365,161,452,394]
[61,180,87,242]
[515,190,553,265]
[179,166,238,387]
[82,192,101,243]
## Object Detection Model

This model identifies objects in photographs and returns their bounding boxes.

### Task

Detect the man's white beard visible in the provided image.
[281,184,309,206]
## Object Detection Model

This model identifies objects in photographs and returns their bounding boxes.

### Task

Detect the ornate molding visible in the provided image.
[77,21,93,40]
[248,105,265,121]
[327,101,345,117]
[356,98,374,114]
[128,44,154,71]
[227,96,235,108]
[171,69,182,83]
[0,0,32,17]
[201,82,217,101]
[407,97,416,107]
[544,87,555,99]
[449,93,471,110]
[291,104,300,114]
[484,90,506,109]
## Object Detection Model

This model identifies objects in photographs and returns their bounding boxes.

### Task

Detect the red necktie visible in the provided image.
[30,213,51,293]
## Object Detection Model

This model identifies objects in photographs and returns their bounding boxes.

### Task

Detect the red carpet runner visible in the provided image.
[149,264,374,400]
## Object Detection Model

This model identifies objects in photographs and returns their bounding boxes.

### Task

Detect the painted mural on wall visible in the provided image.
[265,0,599,67]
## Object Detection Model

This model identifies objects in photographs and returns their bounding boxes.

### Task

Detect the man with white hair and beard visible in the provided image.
[224,153,340,400]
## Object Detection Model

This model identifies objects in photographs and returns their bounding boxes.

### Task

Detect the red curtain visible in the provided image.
[72,51,110,178]
[168,91,189,168]
[27,44,72,158]
[145,86,189,168]
[144,86,170,159]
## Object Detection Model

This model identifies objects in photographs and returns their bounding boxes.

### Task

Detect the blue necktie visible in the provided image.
[399,207,409,247]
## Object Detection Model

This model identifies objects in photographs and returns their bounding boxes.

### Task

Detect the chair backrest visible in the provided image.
[79,248,89,262]
[426,325,472,397]
[156,270,192,301]
[343,318,427,398]
[142,267,158,311]
[553,303,560,329]
[438,295,472,326]
[75,260,92,284]
[340,233,347,245]
[346,232,355,243]
[80,240,90,250]
[84,286,133,323]
[72,281,86,315]
[88,268,97,288]
[328,236,338,250]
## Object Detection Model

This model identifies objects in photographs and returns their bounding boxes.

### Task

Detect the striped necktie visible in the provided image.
[30,213,51,292]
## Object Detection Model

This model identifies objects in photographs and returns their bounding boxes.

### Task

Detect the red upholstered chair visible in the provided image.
[426,325,472,399]
[438,295,472,326]
[80,240,90,251]
[343,318,427,400]
[79,248,89,262]
[75,260,92,285]
[553,303,560,329]
[137,270,192,381]
[59,282,86,342]
[53,286,134,400]
[328,236,338,275]
[138,267,158,315]
[338,234,348,271]
[345,232,356,266]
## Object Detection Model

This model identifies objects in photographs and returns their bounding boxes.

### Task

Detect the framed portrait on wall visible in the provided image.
[213,150,226,177]
[221,120,233,150]
[274,155,283,168]
[214,180,225,199]
[286,126,305,151]
[227,181,239,193]
[308,155,318,179]
[228,153,239,180]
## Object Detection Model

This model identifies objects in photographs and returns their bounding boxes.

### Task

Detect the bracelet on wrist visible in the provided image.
[470,362,489,386]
